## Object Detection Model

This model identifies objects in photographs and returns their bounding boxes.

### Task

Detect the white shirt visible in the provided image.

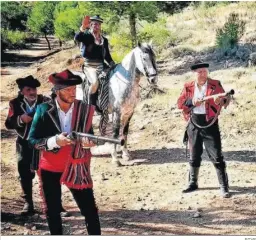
[193,81,207,114]
[47,100,74,150]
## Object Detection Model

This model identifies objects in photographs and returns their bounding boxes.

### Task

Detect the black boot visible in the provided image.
[182,167,199,193]
[47,214,63,235]
[20,178,35,215]
[215,166,231,198]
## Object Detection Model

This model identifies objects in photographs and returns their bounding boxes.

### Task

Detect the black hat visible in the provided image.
[190,61,209,70]
[49,69,82,90]
[16,75,41,89]
[90,15,103,23]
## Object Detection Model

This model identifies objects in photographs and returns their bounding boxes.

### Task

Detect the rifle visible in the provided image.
[199,89,235,102]
[68,131,125,146]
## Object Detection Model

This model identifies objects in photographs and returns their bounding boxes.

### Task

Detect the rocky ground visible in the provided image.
[1,38,256,236]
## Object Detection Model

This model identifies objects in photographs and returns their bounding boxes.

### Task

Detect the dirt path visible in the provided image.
[1,45,256,236]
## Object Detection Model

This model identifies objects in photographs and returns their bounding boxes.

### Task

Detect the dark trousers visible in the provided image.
[16,139,35,204]
[40,169,101,235]
[187,114,226,169]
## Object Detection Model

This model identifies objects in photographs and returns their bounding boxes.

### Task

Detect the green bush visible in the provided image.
[1,29,27,51]
[216,12,245,50]
[138,17,176,52]
[109,30,133,63]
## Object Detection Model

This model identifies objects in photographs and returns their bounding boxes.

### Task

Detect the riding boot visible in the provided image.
[182,167,199,193]
[20,178,34,215]
[89,93,97,106]
[215,166,231,198]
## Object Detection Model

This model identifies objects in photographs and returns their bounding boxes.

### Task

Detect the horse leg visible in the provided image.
[111,108,121,166]
[121,113,134,161]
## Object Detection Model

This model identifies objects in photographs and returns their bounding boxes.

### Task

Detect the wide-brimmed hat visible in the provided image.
[190,61,209,70]
[49,69,82,90]
[16,75,41,89]
[90,15,103,23]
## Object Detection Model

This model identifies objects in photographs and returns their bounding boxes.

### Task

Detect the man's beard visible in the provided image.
[24,95,37,101]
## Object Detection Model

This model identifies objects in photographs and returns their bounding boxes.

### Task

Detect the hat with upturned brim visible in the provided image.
[90,15,103,23]
[49,69,82,90]
[190,61,209,70]
[16,75,41,89]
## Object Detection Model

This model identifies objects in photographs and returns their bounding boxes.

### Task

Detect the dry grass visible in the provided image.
[166,2,256,54]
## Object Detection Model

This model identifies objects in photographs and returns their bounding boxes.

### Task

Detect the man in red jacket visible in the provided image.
[177,62,231,198]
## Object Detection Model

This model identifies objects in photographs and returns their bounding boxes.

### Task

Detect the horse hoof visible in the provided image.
[122,154,131,161]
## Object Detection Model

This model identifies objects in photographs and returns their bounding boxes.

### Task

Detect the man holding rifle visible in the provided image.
[28,69,101,235]
[177,62,232,198]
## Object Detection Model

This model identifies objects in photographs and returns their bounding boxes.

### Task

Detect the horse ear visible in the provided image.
[137,42,141,48]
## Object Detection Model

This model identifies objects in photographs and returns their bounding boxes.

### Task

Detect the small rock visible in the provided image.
[137,197,142,201]
[24,223,32,229]
[196,208,202,212]
[101,173,108,181]
[31,226,37,231]
[193,212,201,218]
[187,206,192,210]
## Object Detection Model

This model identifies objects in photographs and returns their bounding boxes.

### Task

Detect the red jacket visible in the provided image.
[177,78,225,122]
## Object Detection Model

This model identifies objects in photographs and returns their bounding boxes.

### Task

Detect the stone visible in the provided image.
[193,212,201,218]
[31,226,37,231]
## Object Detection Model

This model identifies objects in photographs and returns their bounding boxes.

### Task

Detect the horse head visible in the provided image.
[135,42,158,85]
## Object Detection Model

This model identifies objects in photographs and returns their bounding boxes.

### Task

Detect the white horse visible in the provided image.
[75,42,158,166]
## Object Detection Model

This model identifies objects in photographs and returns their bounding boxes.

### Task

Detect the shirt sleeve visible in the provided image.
[47,136,61,150]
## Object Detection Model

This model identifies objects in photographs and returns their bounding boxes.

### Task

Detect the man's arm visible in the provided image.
[104,38,115,66]
[177,86,194,113]
[28,105,51,151]
[5,101,30,130]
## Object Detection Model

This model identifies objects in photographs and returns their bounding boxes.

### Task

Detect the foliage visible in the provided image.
[216,12,246,50]
[138,16,176,52]
[1,1,32,30]
[1,29,27,51]
[109,28,133,63]
[27,2,57,35]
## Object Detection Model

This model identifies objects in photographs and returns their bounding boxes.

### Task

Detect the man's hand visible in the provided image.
[56,132,75,147]
[81,137,95,148]
[80,15,90,31]
[193,98,204,107]
[20,114,33,123]
[214,96,221,105]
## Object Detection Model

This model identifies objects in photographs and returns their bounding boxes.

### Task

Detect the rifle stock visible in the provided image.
[68,131,125,146]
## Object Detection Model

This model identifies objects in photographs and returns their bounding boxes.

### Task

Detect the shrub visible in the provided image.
[216,12,246,50]
[1,29,27,51]
[109,30,133,63]
[138,17,176,53]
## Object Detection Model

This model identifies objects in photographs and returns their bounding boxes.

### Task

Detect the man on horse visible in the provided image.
[74,15,115,106]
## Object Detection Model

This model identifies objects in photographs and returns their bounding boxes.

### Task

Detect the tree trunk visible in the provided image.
[59,38,62,48]
[129,12,137,48]
[44,33,51,50]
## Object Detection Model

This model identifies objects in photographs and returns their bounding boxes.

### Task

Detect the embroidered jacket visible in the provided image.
[5,94,50,142]
[177,78,226,122]
[28,99,94,169]
[74,29,114,65]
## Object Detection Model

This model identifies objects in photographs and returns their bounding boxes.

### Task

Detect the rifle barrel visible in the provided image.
[70,132,125,146]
